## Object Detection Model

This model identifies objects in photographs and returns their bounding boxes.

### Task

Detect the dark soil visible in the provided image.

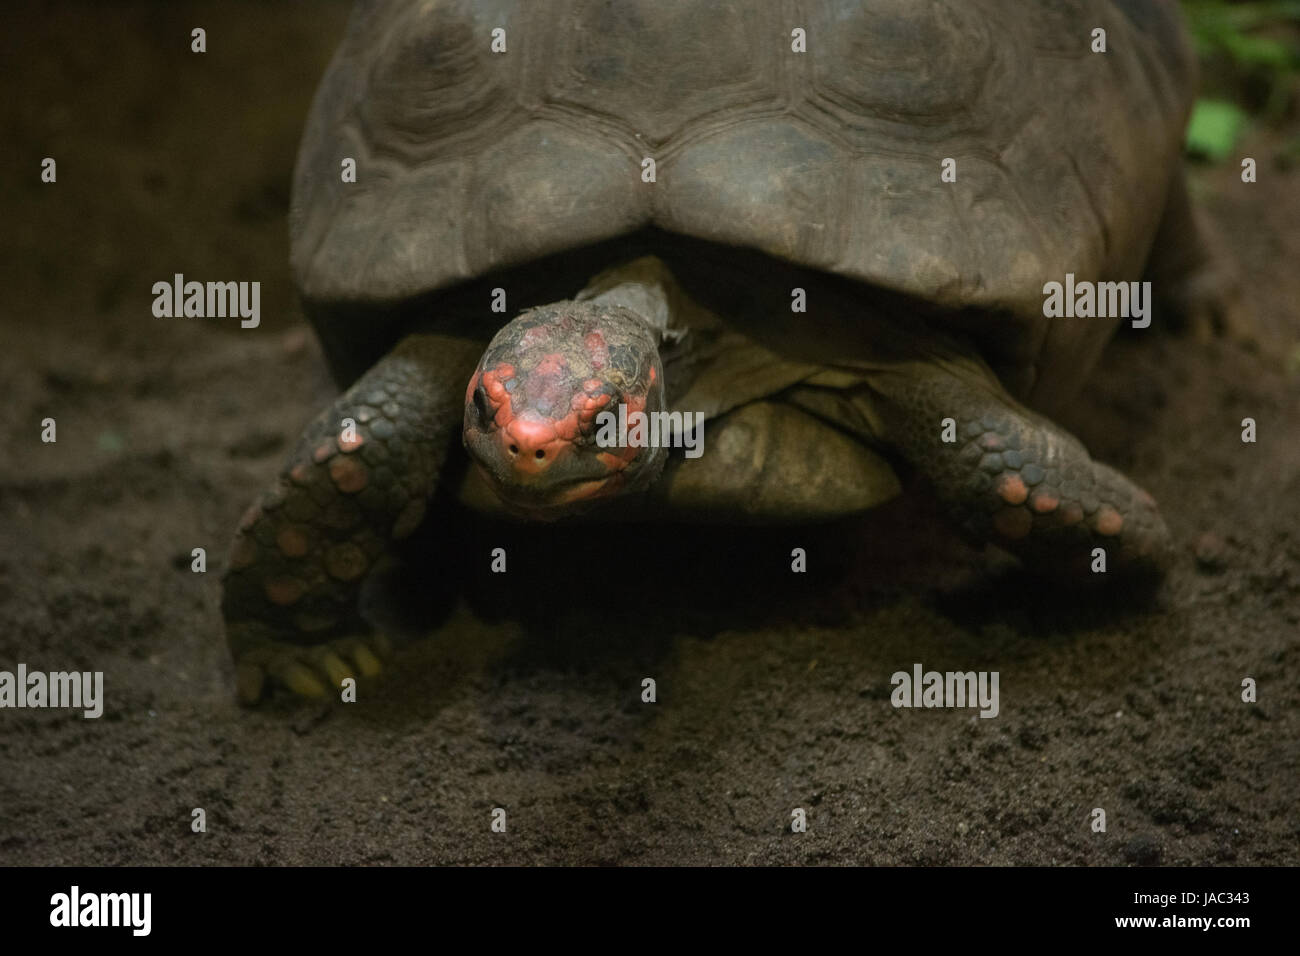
[1,1,1297,865]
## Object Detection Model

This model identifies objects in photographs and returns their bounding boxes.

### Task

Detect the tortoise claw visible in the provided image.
[314,650,356,689]
[229,630,390,704]
[335,638,383,678]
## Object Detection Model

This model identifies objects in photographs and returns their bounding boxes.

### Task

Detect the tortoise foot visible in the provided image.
[947,415,1172,579]
[1148,171,1258,350]
[871,357,1173,580]
[231,625,391,705]
[1158,242,1255,349]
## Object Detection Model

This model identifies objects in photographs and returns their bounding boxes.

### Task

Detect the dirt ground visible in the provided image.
[1,2,1296,866]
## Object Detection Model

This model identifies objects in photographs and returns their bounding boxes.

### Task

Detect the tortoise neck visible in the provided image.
[574,255,690,342]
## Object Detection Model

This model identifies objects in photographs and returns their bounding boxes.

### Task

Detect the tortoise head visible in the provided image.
[463,301,667,516]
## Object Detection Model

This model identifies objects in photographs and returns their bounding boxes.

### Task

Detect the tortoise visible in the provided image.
[222,0,1242,702]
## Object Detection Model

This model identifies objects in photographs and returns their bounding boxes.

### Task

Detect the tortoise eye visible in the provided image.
[473,384,492,424]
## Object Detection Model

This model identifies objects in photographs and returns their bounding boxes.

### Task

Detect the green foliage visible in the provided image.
[1182,1,1300,76]
[1185,1,1300,37]
[1181,1,1300,158]
[1186,98,1251,159]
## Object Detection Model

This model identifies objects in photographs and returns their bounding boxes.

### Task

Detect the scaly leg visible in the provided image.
[221,333,483,702]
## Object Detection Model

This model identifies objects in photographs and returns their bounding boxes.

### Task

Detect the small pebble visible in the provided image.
[1194,532,1228,572]
[1122,833,1163,866]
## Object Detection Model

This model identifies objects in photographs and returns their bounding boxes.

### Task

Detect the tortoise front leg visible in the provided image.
[1145,169,1252,345]
[221,333,483,703]
[857,353,1173,579]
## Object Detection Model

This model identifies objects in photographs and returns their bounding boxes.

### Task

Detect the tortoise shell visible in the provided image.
[290,0,1196,404]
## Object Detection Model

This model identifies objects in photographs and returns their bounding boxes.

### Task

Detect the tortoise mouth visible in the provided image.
[470,462,621,516]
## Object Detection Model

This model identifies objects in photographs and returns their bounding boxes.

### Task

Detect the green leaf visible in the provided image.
[1221,32,1297,69]
[1185,99,1250,161]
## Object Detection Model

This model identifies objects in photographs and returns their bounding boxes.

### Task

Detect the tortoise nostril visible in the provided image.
[503,418,560,471]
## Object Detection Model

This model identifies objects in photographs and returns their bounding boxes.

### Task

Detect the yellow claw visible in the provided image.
[236,662,266,705]
[318,652,355,689]
[350,645,383,678]
[281,663,328,698]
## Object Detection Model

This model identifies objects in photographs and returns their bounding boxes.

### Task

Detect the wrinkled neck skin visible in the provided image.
[462,258,681,517]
